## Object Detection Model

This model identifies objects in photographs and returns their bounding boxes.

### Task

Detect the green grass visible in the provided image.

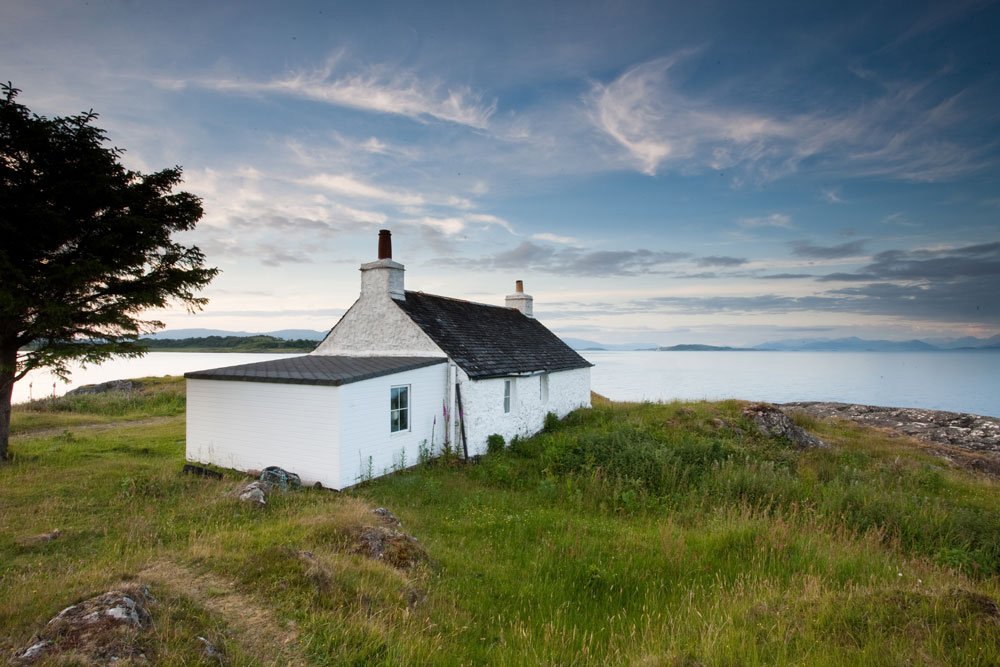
[1,381,998,665]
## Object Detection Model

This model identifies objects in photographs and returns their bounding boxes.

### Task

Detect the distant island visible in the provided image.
[564,334,1000,352]
[658,344,753,351]
[140,335,317,353]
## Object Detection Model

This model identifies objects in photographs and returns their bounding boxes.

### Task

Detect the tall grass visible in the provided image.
[2,384,998,665]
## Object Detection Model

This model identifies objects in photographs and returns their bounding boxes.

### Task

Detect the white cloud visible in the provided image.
[189,55,497,129]
[737,213,794,229]
[532,232,580,245]
[821,187,845,204]
[302,173,425,206]
[590,55,794,176]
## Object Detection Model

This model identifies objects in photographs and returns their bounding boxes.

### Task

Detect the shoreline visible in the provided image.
[783,401,1000,475]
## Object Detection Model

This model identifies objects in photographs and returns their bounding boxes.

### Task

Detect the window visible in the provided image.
[390,385,410,433]
[503,379,512,413]
[540,374,549,403]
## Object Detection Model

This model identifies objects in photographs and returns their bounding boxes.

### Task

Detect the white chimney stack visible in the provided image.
[505,279,533,317]
[360,229,405,300]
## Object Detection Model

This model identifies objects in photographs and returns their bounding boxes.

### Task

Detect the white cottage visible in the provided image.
[185,229,592,489]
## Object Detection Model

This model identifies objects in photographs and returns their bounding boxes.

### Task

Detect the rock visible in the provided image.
[371,507,401,527]
[13,585,154,664]
[66,379,142,396]
[351,525,427,569]
[743,403,828,449]
[197,635,224,661]
[259,466,302,491]
[237,480,271,506]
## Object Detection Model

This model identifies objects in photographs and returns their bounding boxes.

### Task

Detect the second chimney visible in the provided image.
[505,280,533,317]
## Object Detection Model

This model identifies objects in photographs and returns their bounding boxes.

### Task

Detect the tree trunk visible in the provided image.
[0,346,16,461]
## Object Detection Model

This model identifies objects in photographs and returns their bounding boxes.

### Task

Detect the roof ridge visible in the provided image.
[403,290,518,313]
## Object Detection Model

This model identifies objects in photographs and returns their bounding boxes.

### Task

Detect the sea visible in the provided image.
[11,350,1000,418]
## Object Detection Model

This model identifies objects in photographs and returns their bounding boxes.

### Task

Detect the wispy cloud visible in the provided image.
[590,54,794,176]
[790,239,868,259]
[302,173,425,206]
[183,54,497,129]
[532,232,581,245]
[589,52,994,183]
[697,255,748,267]
[447,241,692,276]
[821,187,845,204]
[737,213,794,229]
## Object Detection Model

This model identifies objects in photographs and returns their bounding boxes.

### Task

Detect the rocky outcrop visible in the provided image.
[782,402,1000,455]
[351,525,427,569]
[742,403,828,449]
[66,379,143,396]
[13,585,154,664]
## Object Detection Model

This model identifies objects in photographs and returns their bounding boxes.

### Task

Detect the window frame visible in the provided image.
[390,384,411,434]
[503,379,512,414]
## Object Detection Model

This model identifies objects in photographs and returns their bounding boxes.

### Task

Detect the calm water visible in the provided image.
[12,350,1000,417]
[582,350,1000,417]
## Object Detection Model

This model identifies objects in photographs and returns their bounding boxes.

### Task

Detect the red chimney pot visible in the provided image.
[515,280,524,293]
[378,229,392,260]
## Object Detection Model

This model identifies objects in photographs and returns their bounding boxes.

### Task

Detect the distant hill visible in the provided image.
[922,334,1000,349]
[148,328,327,341]
[561,337,658,351]
[658,344,751,351]
[753,337,939,352]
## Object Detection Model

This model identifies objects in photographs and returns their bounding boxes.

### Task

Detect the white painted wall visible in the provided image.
[186,379,341,487]
[311,295,443,357]
[336,361,448,488]
[458,366,591,455]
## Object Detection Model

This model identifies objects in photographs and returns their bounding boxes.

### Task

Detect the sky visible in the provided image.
[3,0,999,346]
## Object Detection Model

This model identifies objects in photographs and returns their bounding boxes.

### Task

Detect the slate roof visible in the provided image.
[185,355,446,386]
[394,291,593,379]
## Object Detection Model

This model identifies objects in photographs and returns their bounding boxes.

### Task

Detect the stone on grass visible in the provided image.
[259,466,302,491]
[743,403,828,449]
[13,585,154,664]
[351,526,427,569]
[371,507,401,527]
[237,480,271,506]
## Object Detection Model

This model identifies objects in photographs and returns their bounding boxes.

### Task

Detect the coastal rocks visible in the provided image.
[743,403,828,449]
[13,585,154,664]
[782,402,1000,455]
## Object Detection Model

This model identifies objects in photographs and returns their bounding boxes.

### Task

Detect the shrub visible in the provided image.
[486,433,505,454]
[543,411,560,432]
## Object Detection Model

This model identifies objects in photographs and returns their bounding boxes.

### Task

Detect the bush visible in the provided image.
[486,433,505,454]
[544,411,560,432]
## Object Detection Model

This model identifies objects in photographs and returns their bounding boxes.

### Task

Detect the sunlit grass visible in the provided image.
[1,383,998,664]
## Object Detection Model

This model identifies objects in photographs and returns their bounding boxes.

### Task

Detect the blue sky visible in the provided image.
[4,0,999,345]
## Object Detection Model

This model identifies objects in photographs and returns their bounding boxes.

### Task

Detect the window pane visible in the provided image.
[398,387,408,410]
[391,411,400,433]
[399,408,408,431]
[391,387,400,410]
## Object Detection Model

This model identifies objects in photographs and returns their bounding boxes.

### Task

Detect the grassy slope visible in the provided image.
[1,380,998,665]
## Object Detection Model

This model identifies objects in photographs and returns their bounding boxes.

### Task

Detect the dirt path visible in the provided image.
[139,560,305,666]
[11,415,180,440]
